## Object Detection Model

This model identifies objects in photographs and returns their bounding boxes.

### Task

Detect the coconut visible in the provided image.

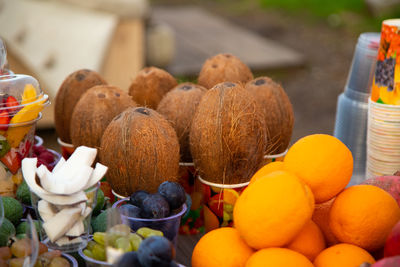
[190,82,267,184]
[198,53,253,89]
[157,83,206,163]
[54,69,107,143]
[245,77,294,155]
[70,85,136,149]
[128,67,177,109]
[99,107,180,196]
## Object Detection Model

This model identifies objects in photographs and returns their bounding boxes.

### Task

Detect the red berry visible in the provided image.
[5,96,19,114]
[0,111,10,131]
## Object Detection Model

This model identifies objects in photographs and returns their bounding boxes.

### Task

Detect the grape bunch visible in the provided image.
[375,57,396,91]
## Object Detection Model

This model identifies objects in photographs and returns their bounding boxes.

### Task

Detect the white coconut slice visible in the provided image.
[57,146,97,175]
[50,165,93,195]
[84,163,108,190]
[38,200,56,222]
[65,219,85,237]
[55,236,83,246]
[36,165,55,193]
[52,157,66,174]
[22,158,49,196]
[43,207,81,242]
[83,207,93,218]
[39,191,88,206]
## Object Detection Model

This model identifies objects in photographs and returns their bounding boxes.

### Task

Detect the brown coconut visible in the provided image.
[198,53,253,89]
[245,77,294,155]
[190,82,267,184]
[99,107,180,196]
[54,69,107,143]
[157,83,206,163]
[70,85,136,149]
[128,67,178,109]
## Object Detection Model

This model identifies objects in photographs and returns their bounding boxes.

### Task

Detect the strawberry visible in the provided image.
[18,140,32,159]
[5,96,19,114]
[0,149,21,174]
[0,111,10,131]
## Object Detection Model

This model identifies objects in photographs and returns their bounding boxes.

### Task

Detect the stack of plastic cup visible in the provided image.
[367,99,400,177]
[334,32,380,185]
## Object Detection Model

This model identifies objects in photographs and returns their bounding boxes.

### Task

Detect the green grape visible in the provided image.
[106,232,122,247]
[83,249,94,259]
[129,233,142,251]
[86,240,97,251]
[93,232,106,246]
[136,227,163,238]
[109,224,131,235]
[115,237,132,252]
[92,244,106,261]
[224,204,234,213]
[223,211,231,221]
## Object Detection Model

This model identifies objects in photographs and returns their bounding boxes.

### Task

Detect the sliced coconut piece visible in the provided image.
[83,207,93,218]
[22,158,49,196]
[84,163,108,190]
[38,200,56,222]
[50,165,93,195]
[55,146,97,176]
[52,157,66,174]
[36,165,55,193]
[76,202,87,216]
[55,236,83,246]
[65,219,85,237]
[43,207,81,242]
[37,190,88,206]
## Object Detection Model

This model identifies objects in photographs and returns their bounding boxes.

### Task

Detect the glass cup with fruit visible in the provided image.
[0,74,49,197]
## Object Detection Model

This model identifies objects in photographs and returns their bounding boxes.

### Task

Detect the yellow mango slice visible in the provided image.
[21,84,37,105]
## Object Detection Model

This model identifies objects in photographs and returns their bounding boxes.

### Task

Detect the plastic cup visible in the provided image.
[111,189,126,202]
[31,182,99,252]
[57,137,75,159]
[263,149,287,165]
[0,74,49,197]
[34,135,43,147]
[78,243,113,267]
[198,176,248,233]
[112,199,187,246]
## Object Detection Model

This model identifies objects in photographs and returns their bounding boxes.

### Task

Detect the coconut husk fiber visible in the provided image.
[99,107,180,196]
[157,83,206,163]
[54,69,107,143]
[70,85,136,149]
[245,77,294,155]
[198,53,253,89]
[128,66,177,109]
[190,82,267,184]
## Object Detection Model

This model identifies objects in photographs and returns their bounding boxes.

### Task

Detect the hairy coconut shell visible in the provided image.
[190,82,267,184]
[70,85,136,149]
[128,67,177,109]
[245,77,294,154]
[157,83,206,163]
[100,107,180,196]
[54,69,107,143]
[198,53,253,89]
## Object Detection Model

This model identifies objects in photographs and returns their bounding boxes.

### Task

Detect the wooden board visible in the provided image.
[153,7,304,76]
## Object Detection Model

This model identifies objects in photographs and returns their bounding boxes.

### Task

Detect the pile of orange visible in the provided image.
[192,134,400,267]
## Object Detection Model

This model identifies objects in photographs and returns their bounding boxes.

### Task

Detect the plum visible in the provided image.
[158,182,186,210]
[384,220,400,257]
[130,191,149,208]
[120,204,142,218]
[371,255,400,267]
[137,236,174,267]
[141,194,170,219]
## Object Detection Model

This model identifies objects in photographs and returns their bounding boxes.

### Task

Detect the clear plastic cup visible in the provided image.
[197,176,248,233]
[57,138,75,159]
[112,199,187,246]
[263,149,288,165]
[31,182,99,252]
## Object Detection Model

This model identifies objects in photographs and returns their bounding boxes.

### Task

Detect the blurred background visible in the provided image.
[2,0,400,147]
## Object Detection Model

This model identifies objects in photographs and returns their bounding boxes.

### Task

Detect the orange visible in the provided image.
[313,243,375,267]
[233,170,314,249]
[223,189,240,205]
[286,220,326,261]
[249,161,286,184]
[245,248,314,267]
[192,227,253,267]
[329,185,400,251]
[312,198,339,246]
[284,134,353,203]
